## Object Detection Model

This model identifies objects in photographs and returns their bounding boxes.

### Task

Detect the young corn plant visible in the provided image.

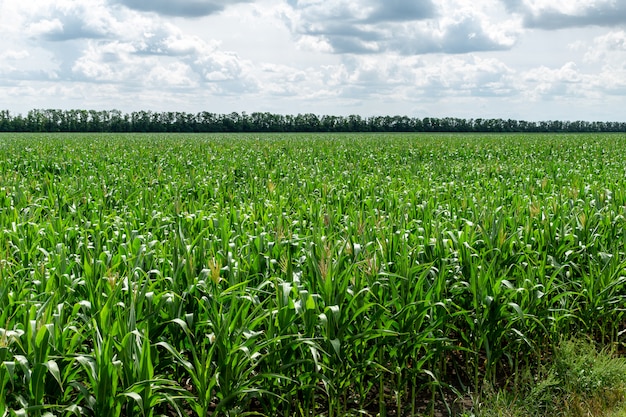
[2,132,626,416]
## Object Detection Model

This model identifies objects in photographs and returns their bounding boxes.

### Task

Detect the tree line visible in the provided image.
[1,109,625,133]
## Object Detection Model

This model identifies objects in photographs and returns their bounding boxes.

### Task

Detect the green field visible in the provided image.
[0,133,625,416]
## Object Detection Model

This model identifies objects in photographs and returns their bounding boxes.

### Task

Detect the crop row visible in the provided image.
[0,133,625,416]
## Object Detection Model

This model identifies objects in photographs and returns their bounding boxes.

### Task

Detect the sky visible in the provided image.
[1,0,626,121]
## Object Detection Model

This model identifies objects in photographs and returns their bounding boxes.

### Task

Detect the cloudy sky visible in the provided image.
[1,0,626,121]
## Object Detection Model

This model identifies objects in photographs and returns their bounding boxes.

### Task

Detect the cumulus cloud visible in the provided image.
[364,0,436,23]
[3,0,626,120]
[0,50,30,60]
[112,0,252,18]
[0,0,257,96]
[285,0,519,55]
[21,1,123,41]
[583,30,626,62]
[272,54,517,103]
[0,49,30,75]
[72,41,140,82]
[384,16,517,55]
[411,55,515,97]
[519,62,587,99]
[502,0,626,29]
[71,32,253,93]
[574,31,626,95]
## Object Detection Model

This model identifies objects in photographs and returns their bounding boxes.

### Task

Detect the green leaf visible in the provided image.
[120,391,144,415]
[45,360,63,391]
[305,294,316,311]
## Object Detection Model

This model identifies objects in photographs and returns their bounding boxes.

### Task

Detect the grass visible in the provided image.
[0,132,625,416]
[473,339,626,417]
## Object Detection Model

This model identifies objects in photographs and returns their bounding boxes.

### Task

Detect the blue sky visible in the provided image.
[1,0,626,120]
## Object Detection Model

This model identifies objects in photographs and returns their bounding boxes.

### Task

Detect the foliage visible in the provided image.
[1,109,626,133]
[474,339,626,417]
[0,132,625,416]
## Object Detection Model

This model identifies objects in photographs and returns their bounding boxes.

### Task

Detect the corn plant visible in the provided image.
[1,132,625,415]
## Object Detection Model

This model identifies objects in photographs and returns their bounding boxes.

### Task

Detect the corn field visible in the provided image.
[0,133,625,416]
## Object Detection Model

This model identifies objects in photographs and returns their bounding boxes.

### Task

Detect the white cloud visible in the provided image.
[285,0,520,55]
[574,31,626,96]
[112,0,253,18]
[2,0,626,120]
[0,50,30,61]
[503,0,626,29]
[19,0,125,41]
[0,0,256,96]
[584,30,626,62]
[26,18,64,38]
[146,62,196,87]
[519,62,588,100]
[72,41,139,81]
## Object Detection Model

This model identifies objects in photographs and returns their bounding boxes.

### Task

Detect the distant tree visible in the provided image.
[0,110,11,131]
[1,108,625,133]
